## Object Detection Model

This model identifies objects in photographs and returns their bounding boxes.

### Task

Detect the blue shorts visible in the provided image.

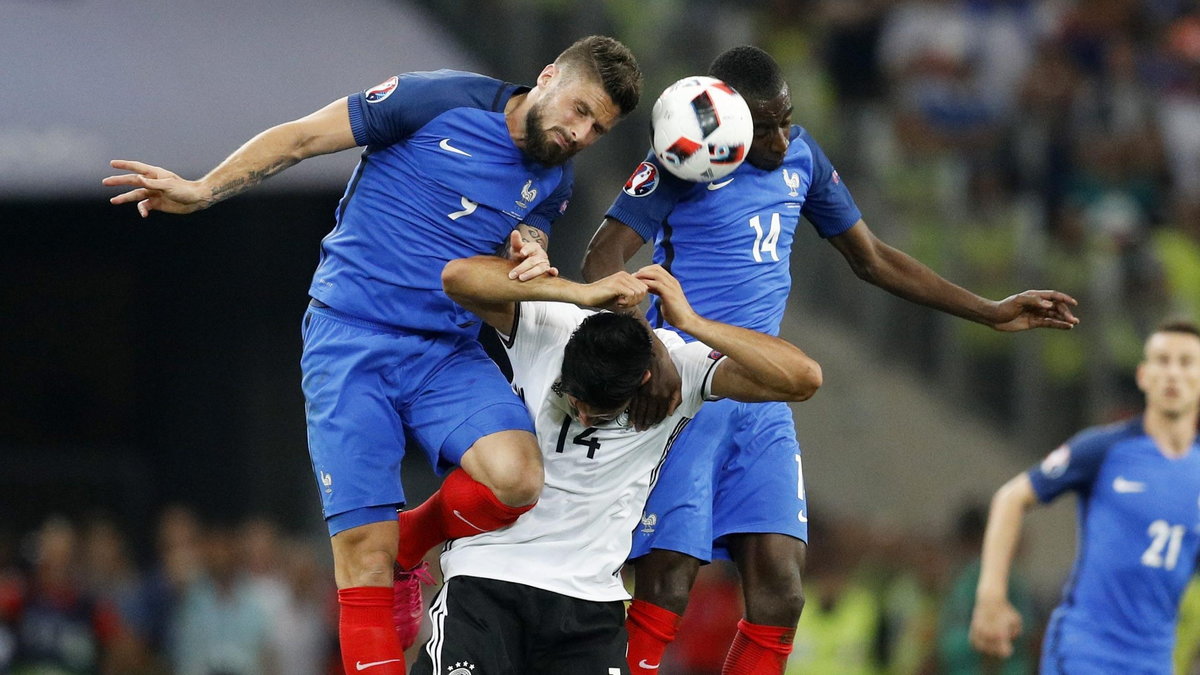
[300,304,535,536]
[631,399,807,562]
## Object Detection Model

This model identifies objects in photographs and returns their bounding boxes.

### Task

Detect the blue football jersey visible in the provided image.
[1029,418,1200,670]
[309,70,573,334]
[605,126,860,339]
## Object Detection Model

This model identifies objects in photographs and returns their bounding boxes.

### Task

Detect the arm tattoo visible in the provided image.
[207,159,295,204]
[520,226,547,247]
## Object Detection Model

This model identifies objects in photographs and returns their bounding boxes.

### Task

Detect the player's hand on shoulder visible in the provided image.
[991,289,1079,332]
[103,160,208,217]
[507,230,559,281]
[969,596,1023,659]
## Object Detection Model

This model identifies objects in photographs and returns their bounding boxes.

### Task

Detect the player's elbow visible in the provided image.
[441,259,471,298]
[782,360,822,402]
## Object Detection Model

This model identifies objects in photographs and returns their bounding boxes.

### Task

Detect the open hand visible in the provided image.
[991,290,1079,332]
[103,160,209,217]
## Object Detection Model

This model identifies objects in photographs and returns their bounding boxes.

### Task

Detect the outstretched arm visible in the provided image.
[103,98,358,217]
[635,265,821,403]
[443,234,648,333]
[582,218,681,428]
[828,220,1079,331]
[970,472,1039,658]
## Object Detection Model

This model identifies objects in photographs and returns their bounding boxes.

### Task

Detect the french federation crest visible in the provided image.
[783,169,801,197]
[623,162,659,197]
[364,76,398,103]
[516,179,538,208]
[640,513,657,533]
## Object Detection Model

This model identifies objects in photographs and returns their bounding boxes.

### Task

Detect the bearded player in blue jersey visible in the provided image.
[104,36,641,674]
[582,45,1079,674]
[971,321,1200,674]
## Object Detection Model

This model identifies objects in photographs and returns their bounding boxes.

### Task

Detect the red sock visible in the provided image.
[721,619,795,675]
[396,468,535,569]
[625,599,681,674]
[338,586,406,674]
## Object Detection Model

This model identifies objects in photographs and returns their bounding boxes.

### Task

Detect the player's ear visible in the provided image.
[537,64,557,88]
[641,370,651,385]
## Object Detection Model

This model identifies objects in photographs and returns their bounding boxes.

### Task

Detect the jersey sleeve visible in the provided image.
[604,152,695,242]
[660,331,727,418]
[347,70,498,148]
[796,129,863,238]
[1026,427,1112,503]
[501,301,590,375]
[522,163,574,236]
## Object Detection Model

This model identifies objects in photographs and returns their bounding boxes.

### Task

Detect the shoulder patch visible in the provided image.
[623,162,659,197]
[708,350,724,361]
[1040,444,1071,478]
[365,76,399,103]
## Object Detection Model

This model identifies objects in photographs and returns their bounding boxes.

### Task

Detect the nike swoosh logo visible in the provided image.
[439,138,472,156]
[452,509,487,532]
[356,659,404,671]
[1113,477,1147,493]
[707,178,734,190]
[638,659,660,670]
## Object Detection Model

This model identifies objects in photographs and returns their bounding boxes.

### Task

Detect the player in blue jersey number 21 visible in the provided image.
[972,321,1200,674]
[104,36,642,674]
[583,45,1080,674]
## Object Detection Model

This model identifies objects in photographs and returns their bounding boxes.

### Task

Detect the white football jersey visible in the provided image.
[438,301,725,601]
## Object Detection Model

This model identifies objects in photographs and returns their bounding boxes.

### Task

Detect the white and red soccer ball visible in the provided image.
[650,76,753,182]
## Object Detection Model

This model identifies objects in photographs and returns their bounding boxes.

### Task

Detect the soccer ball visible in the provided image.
[650,76,753,182]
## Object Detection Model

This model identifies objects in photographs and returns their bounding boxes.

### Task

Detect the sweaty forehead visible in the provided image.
[749,88,792,125]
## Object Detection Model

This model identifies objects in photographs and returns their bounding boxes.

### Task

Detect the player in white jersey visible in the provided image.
[407,244,822,675]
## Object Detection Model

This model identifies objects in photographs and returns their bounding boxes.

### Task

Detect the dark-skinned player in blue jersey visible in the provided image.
[582,45,1079,674]
[104,36,642,675]
[972,321,1200,674]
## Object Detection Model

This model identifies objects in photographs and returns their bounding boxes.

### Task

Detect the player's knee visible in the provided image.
[746,581,805,626]
[462,431,544,506]
[487,455,544,506]
[634,553,700,614]
[332,524,397,588]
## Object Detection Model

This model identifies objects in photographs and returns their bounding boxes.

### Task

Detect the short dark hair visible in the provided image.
[555,35,643,117]
[561,312,652,410]
[707,45,786,102]
[1155,319,1200,339]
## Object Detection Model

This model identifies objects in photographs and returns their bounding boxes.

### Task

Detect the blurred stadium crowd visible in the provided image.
[6,0,1200,672]
[3,505,1199,673]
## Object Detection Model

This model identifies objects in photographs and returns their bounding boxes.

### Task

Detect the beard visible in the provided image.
[523,104,576,166]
